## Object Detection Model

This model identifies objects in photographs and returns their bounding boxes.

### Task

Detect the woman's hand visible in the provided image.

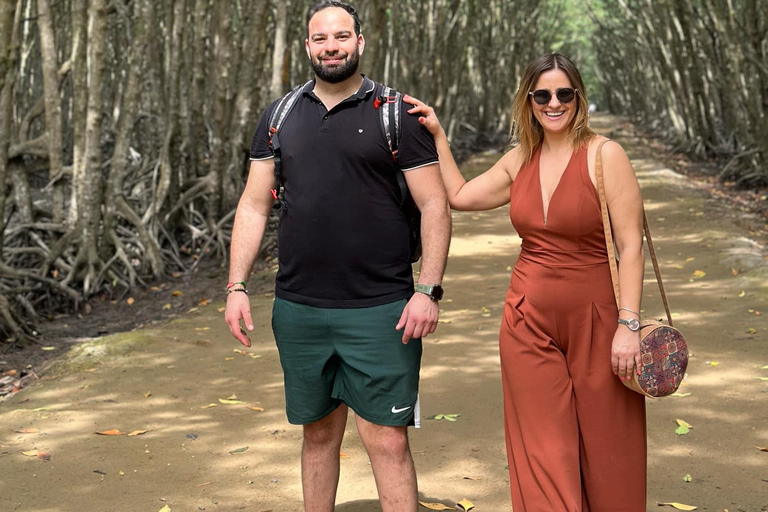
[611,325,642,381]
[403,94,445,138]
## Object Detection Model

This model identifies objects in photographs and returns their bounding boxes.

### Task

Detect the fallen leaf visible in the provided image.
[731,268,739,275]
[195,327,211,331]
[437,319,452,324]
[691,270,706,278]
[685,257,695,262]
[41,346,56,351]
[339,452,349,458]
[248,406,264,412]
[683,474,692,482]
[171,290,183,296]
[127,430,148,437]
[224,357,235,361]
[144,391,152,398]
[15,428,40,434]
[21,449,51,461]
[248,353,261,359]
[706,361,720,366]
[199,403,218,409]
[755,446,768,452]
[738,290,746,297]
[198,298,211,306]
[219,398,245,405]
[755,377,768,381]
[95,429,124,436]
[675,425,690,436]
[119,470,125,476]
[229,446,249,454]
[158,506,172,512]
[217,307,226,313]
[676,419,693,429]
[670,392,691,397]
[457,498,475,511]
[126,297,135,305]
[150,286,160,291]
[163,303,171,310]
[761,365,768,370]
[233,349,247,355]
[195,481,212,487]
[658,503,697,511]
[746,327,757,334]
[419,501,456,510]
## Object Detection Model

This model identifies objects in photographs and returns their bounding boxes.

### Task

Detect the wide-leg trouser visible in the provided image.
[499,263,646,512]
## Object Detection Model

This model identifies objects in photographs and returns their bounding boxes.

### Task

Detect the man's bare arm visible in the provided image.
[395,163,451,343]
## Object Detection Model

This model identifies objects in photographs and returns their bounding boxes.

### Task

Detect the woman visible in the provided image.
[405,53,647,511]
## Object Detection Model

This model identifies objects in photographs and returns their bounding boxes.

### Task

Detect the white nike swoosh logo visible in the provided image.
[391,406,411,414]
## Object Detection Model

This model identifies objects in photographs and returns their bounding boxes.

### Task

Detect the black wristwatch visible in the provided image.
[414,283,444,302]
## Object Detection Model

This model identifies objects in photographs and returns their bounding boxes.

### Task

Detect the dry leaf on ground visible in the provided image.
[659,503,697,511]
[418,501,456,510]
[228,446,249,454]
[457,498,475,511]
[219,398,244,405]
[199,403,218,409]
[95,429,124,436]
[127,430,148,437]
[21,449,51,460]
[15,428,39,434]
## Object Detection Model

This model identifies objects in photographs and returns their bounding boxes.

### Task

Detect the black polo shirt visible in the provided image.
[249,76,438,308]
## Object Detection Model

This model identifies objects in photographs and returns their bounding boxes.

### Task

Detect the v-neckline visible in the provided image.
[537,147,576,226]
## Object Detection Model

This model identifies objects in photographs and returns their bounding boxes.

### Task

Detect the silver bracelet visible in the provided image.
[619,306,640,317]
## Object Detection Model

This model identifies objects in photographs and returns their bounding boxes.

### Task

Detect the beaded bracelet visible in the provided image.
[226,281,246,290]
[227,288,248,295]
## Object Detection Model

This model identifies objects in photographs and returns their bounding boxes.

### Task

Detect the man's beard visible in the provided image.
[311,48,360,84]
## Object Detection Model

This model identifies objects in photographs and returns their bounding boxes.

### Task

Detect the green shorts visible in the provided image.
[271,297,422,427]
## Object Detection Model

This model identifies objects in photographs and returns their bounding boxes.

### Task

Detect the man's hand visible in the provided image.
[224,292,254,347]
[395,293,439,344]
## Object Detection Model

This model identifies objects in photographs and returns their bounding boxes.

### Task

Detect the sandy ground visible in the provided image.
[1,116,767,512]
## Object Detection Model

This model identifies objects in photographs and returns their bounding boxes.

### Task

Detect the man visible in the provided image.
[224,2,451,511]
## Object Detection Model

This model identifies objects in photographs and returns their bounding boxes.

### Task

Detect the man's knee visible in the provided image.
[303,417,344,448]
[362,425,410,458]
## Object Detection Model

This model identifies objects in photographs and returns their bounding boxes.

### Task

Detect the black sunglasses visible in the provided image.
[528,88,578,105]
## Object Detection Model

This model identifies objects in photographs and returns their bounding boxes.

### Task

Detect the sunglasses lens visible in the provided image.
[556,88,576,103]
[532,90,551,105]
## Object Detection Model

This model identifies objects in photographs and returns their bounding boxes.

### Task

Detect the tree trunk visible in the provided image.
[36,0,64,222]
[269,0,288,101]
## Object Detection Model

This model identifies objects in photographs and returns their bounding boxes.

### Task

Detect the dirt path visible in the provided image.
[1,115,767,512]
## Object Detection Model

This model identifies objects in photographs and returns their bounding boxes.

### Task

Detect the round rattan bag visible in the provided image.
[623,319,688,398]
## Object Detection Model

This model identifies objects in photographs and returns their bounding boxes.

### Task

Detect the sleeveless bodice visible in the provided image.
[509,144,608,268]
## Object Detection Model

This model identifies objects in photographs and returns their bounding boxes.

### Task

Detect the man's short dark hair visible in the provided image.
[306,1,361,36]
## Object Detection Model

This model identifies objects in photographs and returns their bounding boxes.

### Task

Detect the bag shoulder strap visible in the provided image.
[267,81,312,211]
[595,138,674,326]
[374,82,408,207]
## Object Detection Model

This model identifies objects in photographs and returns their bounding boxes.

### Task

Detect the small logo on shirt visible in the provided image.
[391,405,411,414]
[358,128,364,134]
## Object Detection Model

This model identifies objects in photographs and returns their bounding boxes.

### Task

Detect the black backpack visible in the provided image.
[267,81,422,262]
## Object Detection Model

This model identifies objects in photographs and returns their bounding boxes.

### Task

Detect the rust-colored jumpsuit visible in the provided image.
[502,144,646,511]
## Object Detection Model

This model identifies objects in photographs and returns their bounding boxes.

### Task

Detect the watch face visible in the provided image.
[620,317,640,331]
[432,285,444,301]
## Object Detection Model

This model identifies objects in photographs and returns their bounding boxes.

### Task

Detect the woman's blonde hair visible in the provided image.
[510,53,595,163]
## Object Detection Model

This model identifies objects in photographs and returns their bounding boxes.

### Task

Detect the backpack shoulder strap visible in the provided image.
[374,82,406,205]
[268,81,311,211]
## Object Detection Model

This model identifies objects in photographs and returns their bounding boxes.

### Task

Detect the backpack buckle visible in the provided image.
[270,189,279,200]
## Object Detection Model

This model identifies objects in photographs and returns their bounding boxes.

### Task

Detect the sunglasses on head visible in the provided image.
[528,88,578,105]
